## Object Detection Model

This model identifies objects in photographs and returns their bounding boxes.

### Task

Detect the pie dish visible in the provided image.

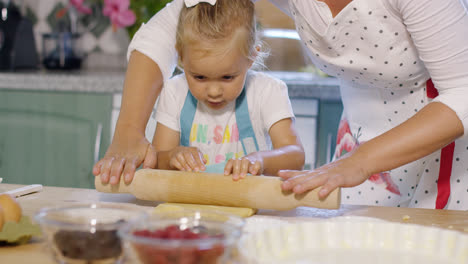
[239,216,468,264]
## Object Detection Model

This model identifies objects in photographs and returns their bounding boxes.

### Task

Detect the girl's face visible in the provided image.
[181,40,253,110]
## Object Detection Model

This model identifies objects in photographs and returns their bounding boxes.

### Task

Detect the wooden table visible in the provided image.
[1,183,467,263]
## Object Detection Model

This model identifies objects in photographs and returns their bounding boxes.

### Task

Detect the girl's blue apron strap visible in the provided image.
[235,88,259,155]
[180,91,198,146]
[179,87,259,154]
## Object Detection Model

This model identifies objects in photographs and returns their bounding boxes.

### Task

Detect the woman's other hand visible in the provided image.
[93,126,157,185]
[278,151,369,199]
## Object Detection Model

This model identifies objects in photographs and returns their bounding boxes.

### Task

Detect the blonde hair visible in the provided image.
[175,0,266,69]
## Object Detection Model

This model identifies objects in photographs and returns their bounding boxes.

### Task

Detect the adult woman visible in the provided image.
[94,0,468,210]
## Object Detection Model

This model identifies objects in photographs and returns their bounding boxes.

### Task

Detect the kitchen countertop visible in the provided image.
[0,70,341,100]
[0,183,467,263]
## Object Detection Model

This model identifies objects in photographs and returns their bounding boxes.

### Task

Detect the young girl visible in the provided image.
[152,0,305,179]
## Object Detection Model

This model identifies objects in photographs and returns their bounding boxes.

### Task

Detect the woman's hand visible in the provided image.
[278,152,370,199]
[168,146,206,172]
[224,154,263,181]
[93,126,157,185]
[94,51,164,185]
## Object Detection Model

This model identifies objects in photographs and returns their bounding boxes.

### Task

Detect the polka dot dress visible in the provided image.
[289,0,468,210]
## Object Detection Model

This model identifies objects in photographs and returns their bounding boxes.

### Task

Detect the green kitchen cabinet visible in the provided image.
[0,89,112,188]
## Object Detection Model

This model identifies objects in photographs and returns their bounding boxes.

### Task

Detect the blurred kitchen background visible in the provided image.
[0,0,345,188]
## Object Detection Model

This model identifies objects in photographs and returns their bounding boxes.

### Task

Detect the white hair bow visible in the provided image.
[184,0,217,8]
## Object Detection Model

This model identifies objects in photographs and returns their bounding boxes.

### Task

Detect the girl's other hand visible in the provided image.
[92,128,157,185]
[169,146,206,172]
[224,155,263,181]
[278,152,369,199]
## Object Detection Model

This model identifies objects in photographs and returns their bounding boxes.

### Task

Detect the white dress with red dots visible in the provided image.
[127,0,468,209]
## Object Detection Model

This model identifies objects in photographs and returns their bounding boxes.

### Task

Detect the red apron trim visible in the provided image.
[426,79,438,98]
[436,142,455,209]
[427,79,453,209]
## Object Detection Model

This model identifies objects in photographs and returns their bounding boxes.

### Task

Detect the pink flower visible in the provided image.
[70,0,92,14]
[334,119,357,159]
[334,133,357,159]
[336,119,352,146]
[103,0,136,29]
[368,172,401,195]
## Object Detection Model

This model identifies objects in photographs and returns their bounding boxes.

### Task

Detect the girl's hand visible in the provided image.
[169,146,206,172]
[278,152,370,199]
[93,128,157,185]
[224,154,264,181]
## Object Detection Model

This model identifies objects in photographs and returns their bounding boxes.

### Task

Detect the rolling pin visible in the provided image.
[95,169,341,210]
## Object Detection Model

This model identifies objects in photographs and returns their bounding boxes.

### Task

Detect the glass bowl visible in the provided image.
[118,209,245,264]
[34,202,148,264]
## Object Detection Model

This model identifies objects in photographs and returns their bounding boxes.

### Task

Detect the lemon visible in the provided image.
[0,194,22,223]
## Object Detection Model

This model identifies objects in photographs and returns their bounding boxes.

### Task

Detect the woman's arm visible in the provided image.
[280,102,463,198]
[93,0,185,184]
[280,0,468,198]
[93,51,162,184]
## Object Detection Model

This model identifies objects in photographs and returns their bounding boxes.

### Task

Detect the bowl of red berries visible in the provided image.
[118,209,244,264]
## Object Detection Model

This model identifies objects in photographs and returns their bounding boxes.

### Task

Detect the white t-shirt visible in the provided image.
[155,71,294,165]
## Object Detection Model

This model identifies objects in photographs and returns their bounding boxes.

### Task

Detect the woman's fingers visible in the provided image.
[279,155,370,198]
[279,170,328,194]
[277,170,305,180]
[278,170,311,190]
[292,172,329,194]
[123,158,138,184]
[142,144,158,169]
[109,158,125,185]
[93,132,152,185]
[98,157,114,184]
[92,160,103,176]
[318,175,343,199]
